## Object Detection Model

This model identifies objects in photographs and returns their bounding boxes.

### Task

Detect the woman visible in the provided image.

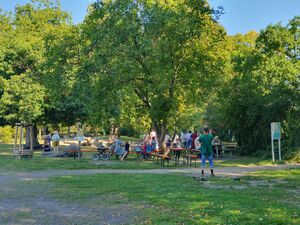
[51,131,60,151]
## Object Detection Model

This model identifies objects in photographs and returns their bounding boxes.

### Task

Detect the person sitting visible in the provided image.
[212,136,222,157]
[44,133,52,151]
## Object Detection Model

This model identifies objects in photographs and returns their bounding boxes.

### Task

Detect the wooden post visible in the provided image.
[271,136,275,162]
[20,125,23,151]
[14,125,18,152]
[278,139,281,161]
[30,126,33,150]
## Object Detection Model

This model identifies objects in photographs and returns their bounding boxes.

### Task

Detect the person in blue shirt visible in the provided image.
[115,135,124,160]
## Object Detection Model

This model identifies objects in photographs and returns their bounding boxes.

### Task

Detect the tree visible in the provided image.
[213,17,300,158]
[0,0,72,147]
[83,0,226,147]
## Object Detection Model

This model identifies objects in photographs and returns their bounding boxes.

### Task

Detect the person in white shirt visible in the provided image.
[51,131,60,151]
[150,129,157,140]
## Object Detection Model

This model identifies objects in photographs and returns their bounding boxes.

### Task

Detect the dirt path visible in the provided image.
[0,164,299,225]
[1,163,299,179]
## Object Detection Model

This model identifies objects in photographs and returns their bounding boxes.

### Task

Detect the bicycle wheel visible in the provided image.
[92,153,100,161]
[101,153,110,160]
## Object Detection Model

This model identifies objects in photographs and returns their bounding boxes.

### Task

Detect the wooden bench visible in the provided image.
[183,154,198,167]
[156,154,171,166]
[12,150,33,159]
[222,142,237,157]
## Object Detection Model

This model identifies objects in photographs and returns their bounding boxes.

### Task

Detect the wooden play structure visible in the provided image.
[12,123,34,159]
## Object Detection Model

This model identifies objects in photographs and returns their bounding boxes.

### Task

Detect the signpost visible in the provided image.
[271,122,281,161]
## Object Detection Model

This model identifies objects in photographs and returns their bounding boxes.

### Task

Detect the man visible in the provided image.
[199,126,215,178]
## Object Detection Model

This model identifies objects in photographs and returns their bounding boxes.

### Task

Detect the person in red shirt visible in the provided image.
[191,130,198,149]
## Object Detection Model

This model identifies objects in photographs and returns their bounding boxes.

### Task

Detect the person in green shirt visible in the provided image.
[199,126,215,178]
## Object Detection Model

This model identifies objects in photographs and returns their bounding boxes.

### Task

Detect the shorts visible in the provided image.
[53,141,59,147]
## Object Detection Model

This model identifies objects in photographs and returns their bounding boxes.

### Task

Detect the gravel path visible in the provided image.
[0,164,299,225]
[1,163,299,179]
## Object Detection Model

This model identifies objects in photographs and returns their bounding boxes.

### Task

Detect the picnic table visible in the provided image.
[66,149,98,160]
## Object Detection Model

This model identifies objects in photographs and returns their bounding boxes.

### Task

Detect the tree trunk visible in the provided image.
[109,124,118,142]
[42,125,48,136]
[25,124,40,149]
[67,126,71,137]
[152,119,167,151]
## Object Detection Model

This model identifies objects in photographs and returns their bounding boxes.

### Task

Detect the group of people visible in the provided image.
[44,130,60,151]
[163,127,217,178]
[139,129,158,159]
[44,126,218,177]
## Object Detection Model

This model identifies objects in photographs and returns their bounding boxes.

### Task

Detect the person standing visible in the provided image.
[150,129,157,140]
[115,135,124,160]
[191,130,198,149]
[187,130,192,149]
[199,126,215,178]
[51,131,60,151]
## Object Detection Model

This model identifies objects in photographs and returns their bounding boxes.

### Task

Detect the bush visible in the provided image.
[283,147,300,162]
[0,126,15,143]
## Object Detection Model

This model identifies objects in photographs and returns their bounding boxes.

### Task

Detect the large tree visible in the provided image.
[213,17,300,158]
[0,0,72,146]
[84,0,226,147]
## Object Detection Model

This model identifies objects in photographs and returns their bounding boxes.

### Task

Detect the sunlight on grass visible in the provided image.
[43,173,300,224]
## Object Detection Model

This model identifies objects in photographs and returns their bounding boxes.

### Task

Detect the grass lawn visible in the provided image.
[43,169,300,224]
[0,143,297,171]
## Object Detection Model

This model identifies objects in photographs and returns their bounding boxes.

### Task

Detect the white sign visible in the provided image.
[271,122,281,161]
[271,122,281,140]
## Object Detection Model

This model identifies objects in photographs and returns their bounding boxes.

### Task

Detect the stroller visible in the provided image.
[43,144,51,152]
[92,144,112,160]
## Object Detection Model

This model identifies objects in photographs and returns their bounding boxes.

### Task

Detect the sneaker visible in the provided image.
[211,173,215,177]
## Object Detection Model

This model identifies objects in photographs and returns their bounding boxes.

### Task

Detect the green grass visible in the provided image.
[44,169,300,224]
[0,143,13,155]
[0,143,296,171]
[215,156,285,167]
[0,156,169,171]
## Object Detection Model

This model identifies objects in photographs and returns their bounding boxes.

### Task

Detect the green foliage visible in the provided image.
[0,74,45,123]
[0,126,14,143]
[209,17,300,158]
[83,0,226,143]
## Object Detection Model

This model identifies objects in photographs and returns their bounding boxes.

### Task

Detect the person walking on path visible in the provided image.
[199,126,215,178]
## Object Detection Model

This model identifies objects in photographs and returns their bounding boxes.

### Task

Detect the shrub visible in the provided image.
[0,126,15,143]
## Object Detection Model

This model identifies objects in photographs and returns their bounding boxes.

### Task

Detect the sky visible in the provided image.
[0,0,299,35]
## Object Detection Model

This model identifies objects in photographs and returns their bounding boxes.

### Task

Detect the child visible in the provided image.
[199,126,215,178]
[121,141,130,161]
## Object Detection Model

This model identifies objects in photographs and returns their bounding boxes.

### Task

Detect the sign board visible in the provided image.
[271,122,281,140]
[271,122,281,161]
